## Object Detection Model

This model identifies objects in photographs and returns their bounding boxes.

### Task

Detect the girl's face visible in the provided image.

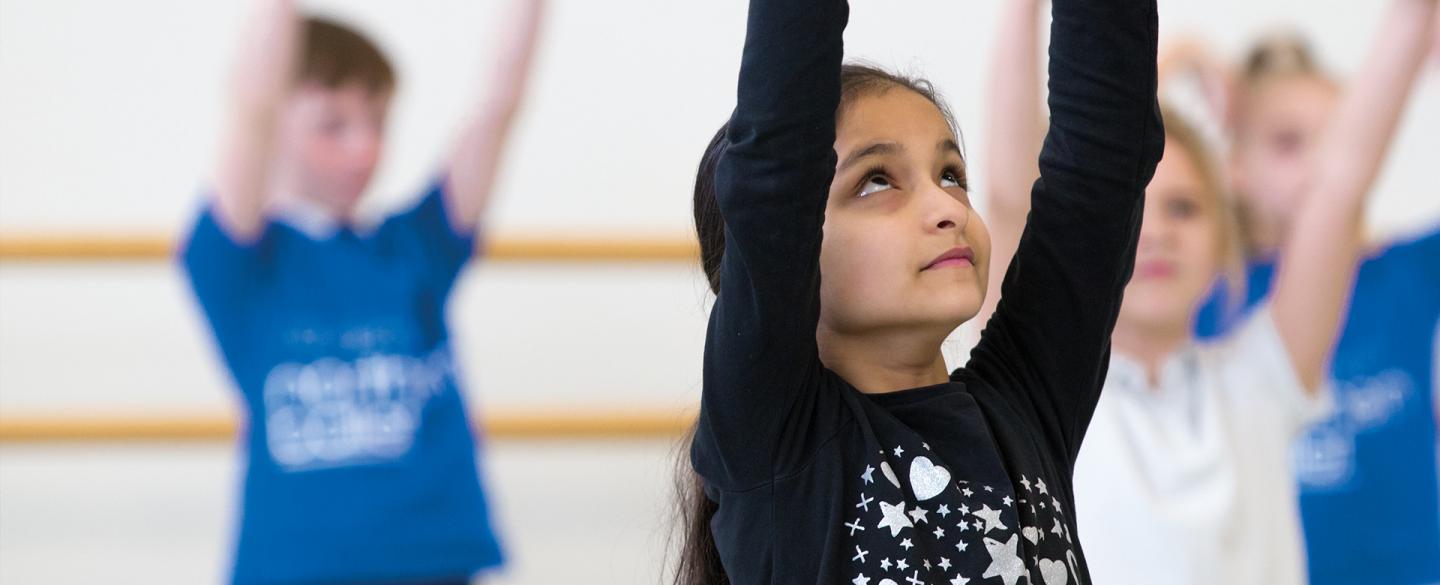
[819,90,991,337]
[276,82,391,217]
[1116,140,1224,333]
[1231,76,1337,231]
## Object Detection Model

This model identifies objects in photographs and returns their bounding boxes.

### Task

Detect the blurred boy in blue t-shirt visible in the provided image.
[180,1,544,583]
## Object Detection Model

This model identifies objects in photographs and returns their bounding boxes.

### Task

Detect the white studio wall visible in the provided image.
[0,1,1437,584]
[1,0,1436,236]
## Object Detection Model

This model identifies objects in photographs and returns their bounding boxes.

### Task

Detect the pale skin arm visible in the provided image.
[976,0,1046,328]
[1432,7,1440,65]
[443,0,546,234]
[1158,35,1237,129]
[1271,0,1438,392]
[211,0,301,243]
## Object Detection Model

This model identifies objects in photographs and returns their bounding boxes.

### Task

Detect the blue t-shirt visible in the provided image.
[1196,226,1440,585]
[181,181,504,585]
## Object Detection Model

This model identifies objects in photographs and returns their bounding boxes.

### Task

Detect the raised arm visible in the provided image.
[1158,35,1237,129]
[1432,8,1440,65]
[694,0,848,488]
[443,0,546,234]
[968,0,1163,461]
[211,0,301,243]
[976,0,1047,328]
[1271,0,1438,392]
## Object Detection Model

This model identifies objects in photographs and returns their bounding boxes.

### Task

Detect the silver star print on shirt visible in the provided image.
[845,449,1077,585]
[908,506,930,524]
[982,534,1027,585]
[876,500,914,537]
[974,504,1008,534]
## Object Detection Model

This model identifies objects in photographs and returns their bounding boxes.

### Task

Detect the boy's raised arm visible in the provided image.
[212,0,301,243]
[444,0,546,234]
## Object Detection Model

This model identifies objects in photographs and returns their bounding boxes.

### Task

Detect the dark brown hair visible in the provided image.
[672,63,957,585]
[297,17,396,94]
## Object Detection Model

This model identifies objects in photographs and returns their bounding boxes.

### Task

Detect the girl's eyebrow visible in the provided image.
[838,142,902,172]
[838,139,962,172]
[939,138,963,159]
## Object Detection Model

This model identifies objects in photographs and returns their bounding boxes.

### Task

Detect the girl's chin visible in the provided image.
[920,302,980,331]
[1116,306,1192,333]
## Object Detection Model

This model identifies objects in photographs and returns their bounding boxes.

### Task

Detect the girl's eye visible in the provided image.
[1272,129,1305,155]
[858,174,894,198]
[1166,198,1199,219]
[319,118,346,136]
[940,170,965,189]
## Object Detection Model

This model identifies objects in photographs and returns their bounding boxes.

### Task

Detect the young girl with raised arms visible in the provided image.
[675,0,1163,582]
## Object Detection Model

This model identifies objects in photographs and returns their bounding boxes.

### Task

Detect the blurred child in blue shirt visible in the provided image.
[181,1,544,583]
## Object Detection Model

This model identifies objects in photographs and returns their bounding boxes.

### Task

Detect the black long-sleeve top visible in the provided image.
[690,0,1164,582]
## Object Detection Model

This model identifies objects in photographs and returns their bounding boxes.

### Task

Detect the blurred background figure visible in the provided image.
[1166,5,1440,583]
[982,0,1434,583]
[180,0,541,583]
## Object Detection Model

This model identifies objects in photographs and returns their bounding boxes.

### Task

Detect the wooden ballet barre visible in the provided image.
[0,409,698,443]
[0,234,699,263]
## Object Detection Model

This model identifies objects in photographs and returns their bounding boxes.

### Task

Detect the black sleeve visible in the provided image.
[692,0,850,490]
[966,0,1164,464]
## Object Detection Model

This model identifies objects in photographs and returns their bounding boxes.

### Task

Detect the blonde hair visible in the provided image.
[1241,32,1332,87]
[1160,104,1248,316]
[1236,31,1340,127]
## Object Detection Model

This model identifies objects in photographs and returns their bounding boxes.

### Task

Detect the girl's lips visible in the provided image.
[928,257,974,270]
[924,246,975,271]
[1135,260,1175,279]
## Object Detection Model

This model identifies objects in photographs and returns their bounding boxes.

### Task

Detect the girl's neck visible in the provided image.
[817,324,951,394]
[1110,318,1191,388]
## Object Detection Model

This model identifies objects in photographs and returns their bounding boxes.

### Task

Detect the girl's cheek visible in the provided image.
[1182,228,1223,278]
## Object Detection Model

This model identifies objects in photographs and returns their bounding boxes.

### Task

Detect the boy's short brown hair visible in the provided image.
[298,17,396,94]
